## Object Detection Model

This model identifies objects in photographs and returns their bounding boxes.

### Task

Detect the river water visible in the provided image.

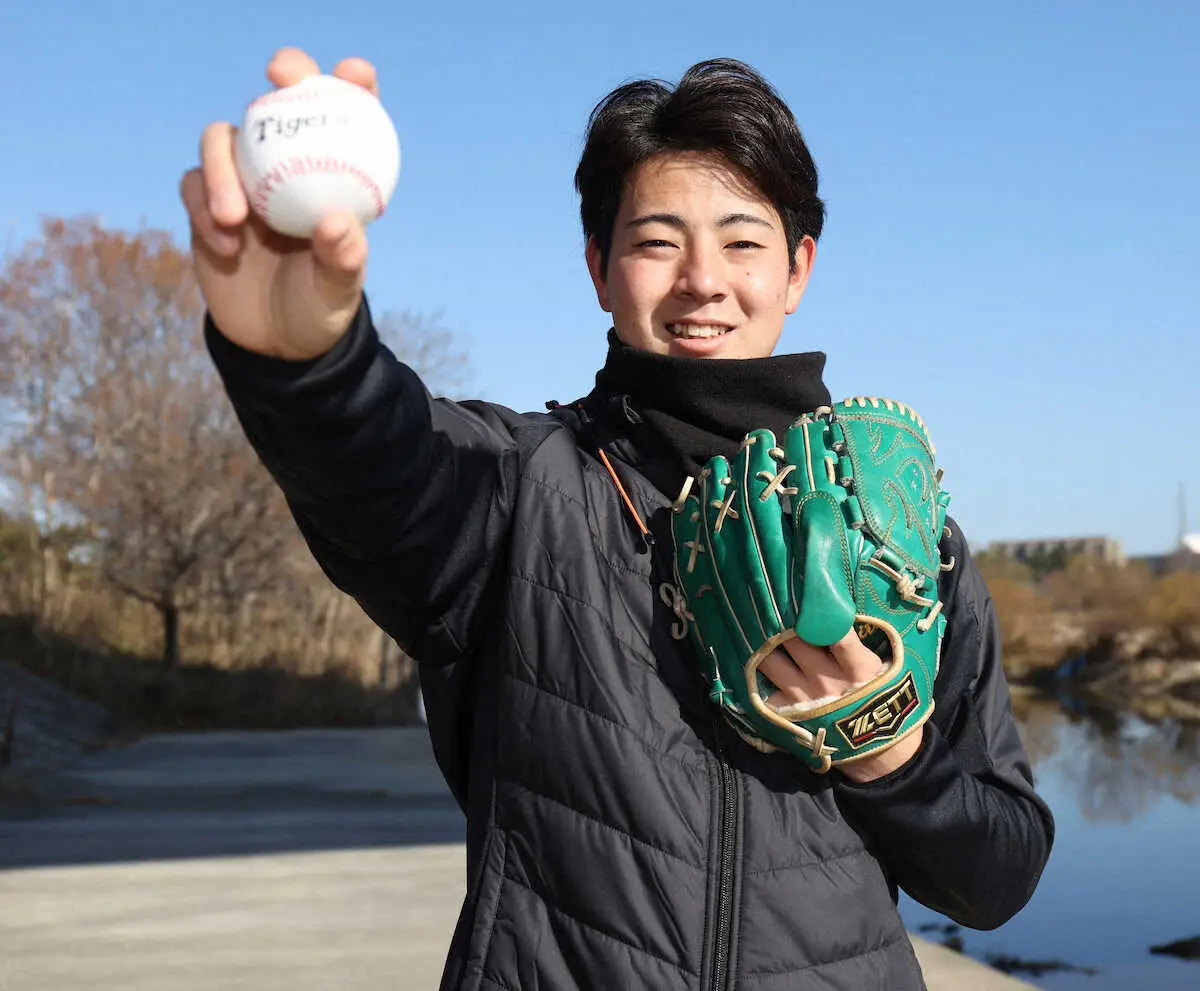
[898,691,1200,989]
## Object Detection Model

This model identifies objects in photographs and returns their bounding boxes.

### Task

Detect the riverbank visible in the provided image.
[1010,654,1200,725]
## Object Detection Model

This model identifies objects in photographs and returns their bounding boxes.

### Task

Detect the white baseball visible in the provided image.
[235,74,401,239]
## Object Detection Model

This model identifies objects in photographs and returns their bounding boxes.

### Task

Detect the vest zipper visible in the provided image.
[709,722,740,991]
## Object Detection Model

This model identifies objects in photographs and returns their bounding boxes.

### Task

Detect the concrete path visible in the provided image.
[0,729,463,869]
[0,728,1036,990]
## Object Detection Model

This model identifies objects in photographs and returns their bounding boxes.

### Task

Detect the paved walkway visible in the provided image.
[0,728,1036,990]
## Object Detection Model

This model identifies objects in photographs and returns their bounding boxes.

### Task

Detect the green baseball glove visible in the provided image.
[665,397,954,772]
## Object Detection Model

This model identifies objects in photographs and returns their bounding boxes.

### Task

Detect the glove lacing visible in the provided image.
[659,583,695,642]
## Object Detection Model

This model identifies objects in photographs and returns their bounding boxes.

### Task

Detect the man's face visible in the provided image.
[586,152,815,359]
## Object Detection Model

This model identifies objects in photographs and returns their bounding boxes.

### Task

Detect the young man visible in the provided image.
[183,49,1053,991]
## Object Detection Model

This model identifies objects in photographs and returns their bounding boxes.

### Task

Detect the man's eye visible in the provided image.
[728,240,763,250]
[637,239,675,249]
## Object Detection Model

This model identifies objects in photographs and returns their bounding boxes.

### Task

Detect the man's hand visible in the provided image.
[179,48,377,360]
[760,633,923,782]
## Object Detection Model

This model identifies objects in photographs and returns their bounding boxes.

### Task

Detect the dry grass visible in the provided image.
[0,617,419,732]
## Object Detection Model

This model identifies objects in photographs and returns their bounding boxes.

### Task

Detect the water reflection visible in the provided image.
[1012,689,1200,822]
[900,689,1200,990]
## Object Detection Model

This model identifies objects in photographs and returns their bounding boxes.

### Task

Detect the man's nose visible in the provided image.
[674,243,728,300]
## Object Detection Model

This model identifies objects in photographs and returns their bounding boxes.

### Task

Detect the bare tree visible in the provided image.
[0,217,292,665]
[0,220,84,624]
[1,217,472,686]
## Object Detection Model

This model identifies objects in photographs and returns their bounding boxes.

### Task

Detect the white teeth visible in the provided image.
[667,323,730,339]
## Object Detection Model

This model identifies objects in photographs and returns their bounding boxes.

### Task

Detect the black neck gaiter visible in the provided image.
[593,329,833,492]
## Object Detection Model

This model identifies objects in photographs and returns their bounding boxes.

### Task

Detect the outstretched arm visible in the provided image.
[206,300,533,663]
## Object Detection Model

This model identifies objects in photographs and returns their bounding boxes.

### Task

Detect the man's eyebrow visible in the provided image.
[718,212,774,230]
[625,212,775,230]
[626,213,686,230]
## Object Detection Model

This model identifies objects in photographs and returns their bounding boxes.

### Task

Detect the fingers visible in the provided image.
[199,122,247,228]
[332,57,379,97]
[266,47,321,88]
[310,211,369,306]
[266,49,379,97]
[827,631,886,683]
[180,122,245,257]
[760,632,886,709]
[759,649,810,706]
[312,212,367,274]
[180,167,242,257]
[782,638,847,700]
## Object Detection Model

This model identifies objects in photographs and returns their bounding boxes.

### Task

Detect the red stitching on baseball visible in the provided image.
[250,155,386,228]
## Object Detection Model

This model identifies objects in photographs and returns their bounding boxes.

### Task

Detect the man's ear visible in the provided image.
[785,236,817,315]
[585,237,611,313]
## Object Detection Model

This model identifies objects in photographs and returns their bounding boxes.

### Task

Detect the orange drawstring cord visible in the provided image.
[547,399,655,550]
[597,448,655,548]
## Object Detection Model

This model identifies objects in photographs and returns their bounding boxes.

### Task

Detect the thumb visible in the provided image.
[310,211,368,308]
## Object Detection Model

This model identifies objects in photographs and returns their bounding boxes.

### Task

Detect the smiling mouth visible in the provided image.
[666,323,732,339]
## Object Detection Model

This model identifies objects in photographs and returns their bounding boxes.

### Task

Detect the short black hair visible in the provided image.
[575,58,825,276]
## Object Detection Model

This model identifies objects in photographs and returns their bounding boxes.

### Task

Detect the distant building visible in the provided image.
[1125,535,1200,576]
[1169,535,1200,574]
[1131,552,1172,576]
[987,536,1123,566]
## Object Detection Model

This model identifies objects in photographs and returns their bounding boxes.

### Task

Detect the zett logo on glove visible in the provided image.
[835,672,920,749]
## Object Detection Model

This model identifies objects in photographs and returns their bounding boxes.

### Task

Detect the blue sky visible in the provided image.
[2,2,1197,555]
